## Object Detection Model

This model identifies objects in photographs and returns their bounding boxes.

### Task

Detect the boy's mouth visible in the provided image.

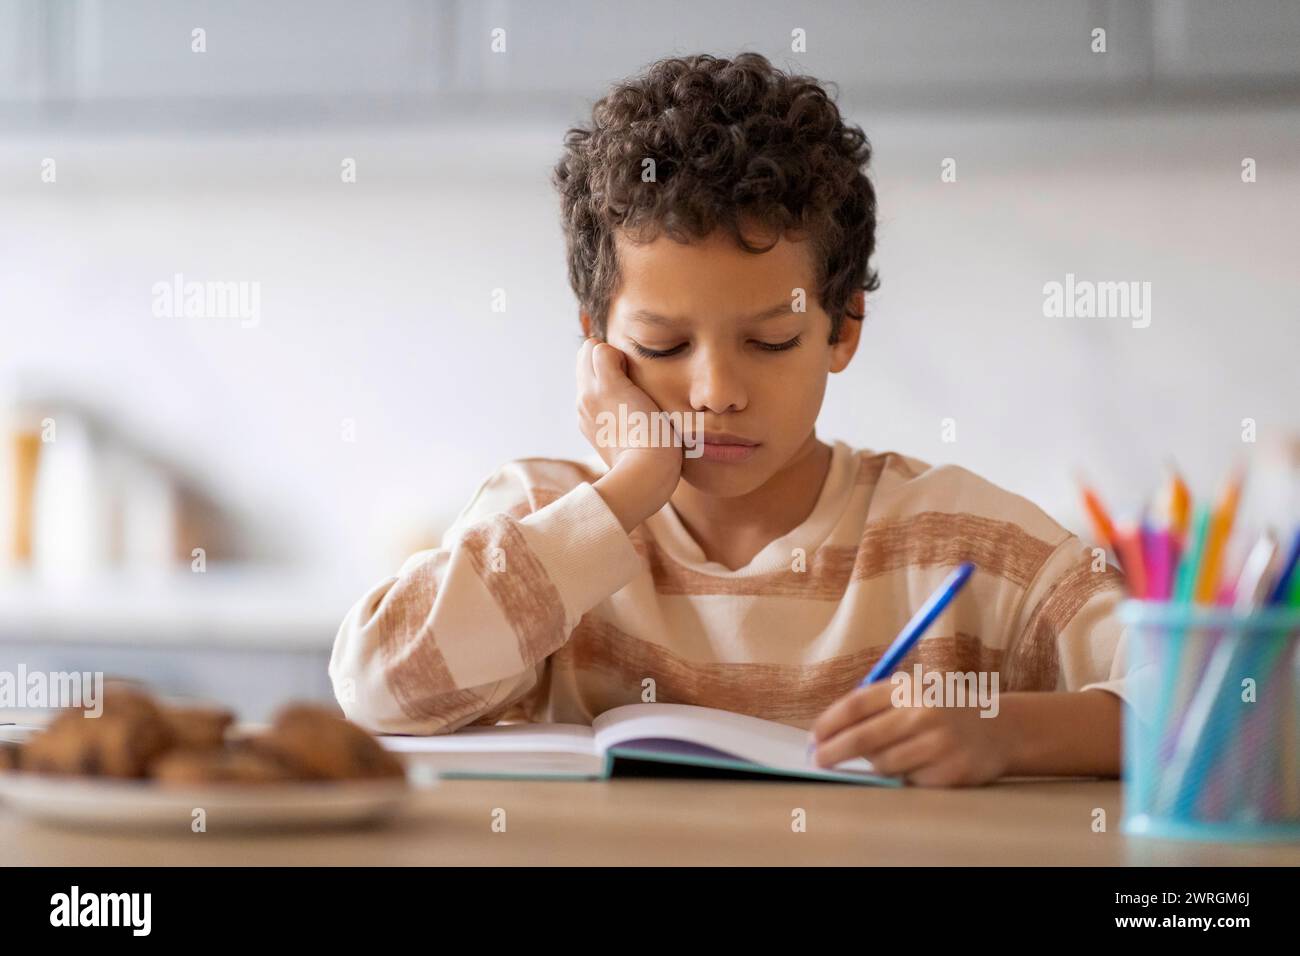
[697,432,760,463]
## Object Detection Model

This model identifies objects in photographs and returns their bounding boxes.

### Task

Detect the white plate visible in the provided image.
[0,771,420,831]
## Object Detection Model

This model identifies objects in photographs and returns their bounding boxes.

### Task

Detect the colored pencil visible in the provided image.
[1194,468,1245,604]
[1166,463,1192,542]
[1114,524,1148,599]
[1078,477,1119,556]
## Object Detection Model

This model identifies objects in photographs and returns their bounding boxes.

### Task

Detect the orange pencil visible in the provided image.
[1077,476,1119,554]
[1194,466,1245,603]
[1113,524,1148,598]
[1165,462,1191,543]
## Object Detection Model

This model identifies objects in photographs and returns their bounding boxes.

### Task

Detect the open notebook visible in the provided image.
[380,703,901,785]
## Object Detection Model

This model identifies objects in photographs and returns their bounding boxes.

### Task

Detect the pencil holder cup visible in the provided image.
[1119,601,1300,841]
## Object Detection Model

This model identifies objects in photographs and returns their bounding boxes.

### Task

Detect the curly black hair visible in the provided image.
[552,51,879,344]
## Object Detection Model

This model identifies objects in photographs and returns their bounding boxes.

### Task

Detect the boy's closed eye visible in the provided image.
[628,335,804,359]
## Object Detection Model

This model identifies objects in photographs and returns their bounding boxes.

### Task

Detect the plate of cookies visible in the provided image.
[0,685,417,831]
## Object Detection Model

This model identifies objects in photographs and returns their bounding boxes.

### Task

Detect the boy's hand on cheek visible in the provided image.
[809,682,1014,787]
[577,337,683,533]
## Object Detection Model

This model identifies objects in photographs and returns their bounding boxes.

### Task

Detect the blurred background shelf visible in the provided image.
[0,567,347,648]
[0,567,345,720]
[5,0,1300,132]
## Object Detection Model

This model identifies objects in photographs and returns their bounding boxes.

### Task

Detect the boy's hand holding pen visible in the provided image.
[807,563,1026,787]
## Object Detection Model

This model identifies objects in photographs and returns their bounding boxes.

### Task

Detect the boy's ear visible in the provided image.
[828,291,864,373]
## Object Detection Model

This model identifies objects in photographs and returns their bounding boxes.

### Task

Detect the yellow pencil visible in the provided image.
[1194,467,1245,604]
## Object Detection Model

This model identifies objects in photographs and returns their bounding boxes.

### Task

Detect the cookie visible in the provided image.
[163,706,234,751]
[150,741,300,786]
[0,741,22,771]
[257,703,405,781]
[98,683,165,720]
[21,687,175,778]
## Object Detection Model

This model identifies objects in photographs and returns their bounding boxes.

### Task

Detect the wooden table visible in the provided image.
[3,777,1298,866]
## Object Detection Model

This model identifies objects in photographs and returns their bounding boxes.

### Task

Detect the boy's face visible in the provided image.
[597,225,861,498]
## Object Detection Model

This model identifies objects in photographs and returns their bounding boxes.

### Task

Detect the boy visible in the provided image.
[330,52,1130,786]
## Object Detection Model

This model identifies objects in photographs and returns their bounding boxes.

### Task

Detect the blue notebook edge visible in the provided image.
[606,744,903,787]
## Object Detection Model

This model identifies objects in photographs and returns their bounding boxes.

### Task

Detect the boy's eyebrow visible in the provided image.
[629,301,795,327]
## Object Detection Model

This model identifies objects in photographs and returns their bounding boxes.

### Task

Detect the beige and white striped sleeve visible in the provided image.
[329,462,644,735]
[1012,533,1133,708]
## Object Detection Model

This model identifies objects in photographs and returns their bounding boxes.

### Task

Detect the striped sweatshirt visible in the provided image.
[329,440,1130,735]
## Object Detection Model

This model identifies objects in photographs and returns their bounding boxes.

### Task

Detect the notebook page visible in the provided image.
[592,703,879,776]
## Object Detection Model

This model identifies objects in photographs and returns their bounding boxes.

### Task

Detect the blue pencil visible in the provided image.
[807,562,976,758]
[1265,528,1300,607]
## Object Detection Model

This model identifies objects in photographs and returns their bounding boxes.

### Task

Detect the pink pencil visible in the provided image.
[1142,525,1171,601]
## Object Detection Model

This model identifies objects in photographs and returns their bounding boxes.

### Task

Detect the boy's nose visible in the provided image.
[688,351,747,414]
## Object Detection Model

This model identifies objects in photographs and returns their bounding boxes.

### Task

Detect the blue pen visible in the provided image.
[861,562,977,685]
[807,561,976,758]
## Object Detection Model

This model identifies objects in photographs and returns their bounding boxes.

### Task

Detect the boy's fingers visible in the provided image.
[810,682,893,742]
[905,759,972,788]
[812,706,917,768]
[576,337,597,388]
[592,342,627,383]
[868,728,947,777]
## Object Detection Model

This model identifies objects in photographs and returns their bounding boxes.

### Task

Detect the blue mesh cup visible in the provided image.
[1119,600,1300,842]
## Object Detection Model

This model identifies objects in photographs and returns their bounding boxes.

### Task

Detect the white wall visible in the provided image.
[2,106,1297,589]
